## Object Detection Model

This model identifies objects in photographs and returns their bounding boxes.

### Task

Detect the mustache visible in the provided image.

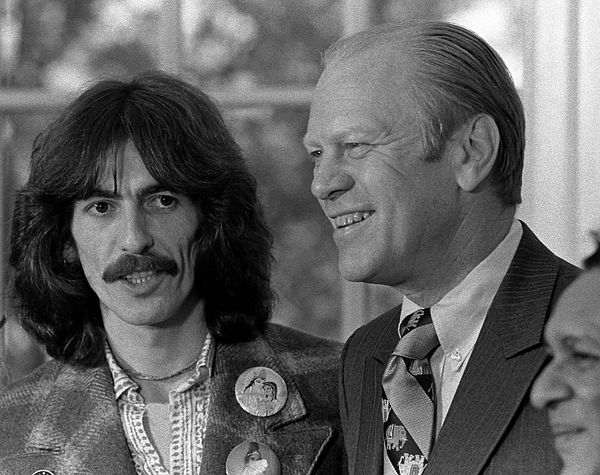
[102,253,178,283]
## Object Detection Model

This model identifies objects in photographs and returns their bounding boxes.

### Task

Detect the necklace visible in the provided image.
[125,357,199,381]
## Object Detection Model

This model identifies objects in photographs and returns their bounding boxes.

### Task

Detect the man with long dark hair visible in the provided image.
[0,72,342,474]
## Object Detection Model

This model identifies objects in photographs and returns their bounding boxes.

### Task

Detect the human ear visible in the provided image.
[451,114,500,193]
[63,241,79,264]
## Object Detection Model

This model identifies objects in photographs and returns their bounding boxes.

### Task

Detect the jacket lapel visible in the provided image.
[425,225,560,474]
[201,335,334,474]
[353,307,401,474]
[25,363,136,474]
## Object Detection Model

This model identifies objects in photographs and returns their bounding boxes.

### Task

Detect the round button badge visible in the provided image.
[226,440,281,475]
[235,366,288,417]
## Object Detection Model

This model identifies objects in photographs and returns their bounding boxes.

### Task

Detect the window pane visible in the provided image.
[181,0,343,87]
[4,0,160,91]
[226,107,342,339]
[379,0,525,88]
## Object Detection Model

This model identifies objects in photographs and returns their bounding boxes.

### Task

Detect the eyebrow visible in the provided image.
[302,135,317,148]
[83,184,176,200]
[303,126,382,148]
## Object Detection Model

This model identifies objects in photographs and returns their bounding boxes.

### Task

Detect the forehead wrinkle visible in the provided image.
[314,73,419,136]
[322,44,415,99]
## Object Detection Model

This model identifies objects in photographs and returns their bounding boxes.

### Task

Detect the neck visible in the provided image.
[398,201,516,307]
[104,297,208,379]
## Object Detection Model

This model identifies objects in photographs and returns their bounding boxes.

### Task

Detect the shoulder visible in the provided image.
[520,222,580,274]
[518,221,581,297]
[0,359,66,453]
[555,255,581,282]
[261,322,342,365]
[0,359,65,406]
[259,323,341,403]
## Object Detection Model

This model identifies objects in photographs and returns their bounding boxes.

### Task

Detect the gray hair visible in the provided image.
[322,21,525,206]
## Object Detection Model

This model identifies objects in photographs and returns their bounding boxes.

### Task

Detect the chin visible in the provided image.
[339,264,372,284]
[119,313,167,327]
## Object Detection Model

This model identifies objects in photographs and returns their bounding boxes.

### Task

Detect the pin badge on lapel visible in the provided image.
[32,470,55,475]
[226,440,281,475]
[235,366,287,417]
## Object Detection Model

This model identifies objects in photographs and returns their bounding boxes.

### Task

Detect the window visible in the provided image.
[4,0,591,385]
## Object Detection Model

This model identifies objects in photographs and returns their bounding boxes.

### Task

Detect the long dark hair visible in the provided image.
[10,72,274,366]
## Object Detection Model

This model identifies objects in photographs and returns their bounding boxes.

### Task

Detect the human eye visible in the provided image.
[84,200,114,216]
[148,194,178,210]
[342,141,371,158]
[565,342,600,371]
[344,142,363,149]
[306,148,322,162]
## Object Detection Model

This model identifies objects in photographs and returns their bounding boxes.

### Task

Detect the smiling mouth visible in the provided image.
[122,270,157,284]
[553,427,584,437]
[550,424,586,448]
[333,211,374,229]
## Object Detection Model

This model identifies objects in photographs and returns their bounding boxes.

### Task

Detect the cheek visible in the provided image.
[73,245,100,278]
[582,386,600,429]
[563,455,600,475]
[187,235,200,259]
[71,221,109,274]
[571,378,600,445]
[178,237,200,277]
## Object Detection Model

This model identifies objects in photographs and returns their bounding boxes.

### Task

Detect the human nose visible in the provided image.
[310,153,355,201]
[118,206,154,254]
[530,359,572,410]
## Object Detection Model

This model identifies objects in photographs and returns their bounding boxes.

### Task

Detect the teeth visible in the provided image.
[124,270,156,284]
[334,212,373,229]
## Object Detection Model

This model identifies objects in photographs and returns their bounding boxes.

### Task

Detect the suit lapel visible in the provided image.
[201,335,334,474]
[353,307,401,474]
[26,363,136,473]
[426,225,560,474]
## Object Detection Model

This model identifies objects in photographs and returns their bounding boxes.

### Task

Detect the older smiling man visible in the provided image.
[303,21,579,474]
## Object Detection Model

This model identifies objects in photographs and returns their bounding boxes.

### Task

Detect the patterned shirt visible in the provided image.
[105,333,214,474]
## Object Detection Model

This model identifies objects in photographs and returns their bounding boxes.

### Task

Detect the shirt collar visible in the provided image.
[105,331,215,400]
[400,220,523,363]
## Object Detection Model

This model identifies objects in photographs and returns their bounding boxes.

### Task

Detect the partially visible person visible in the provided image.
[532,237,600,475]
[0,72,342,474]
[304,21,579,474]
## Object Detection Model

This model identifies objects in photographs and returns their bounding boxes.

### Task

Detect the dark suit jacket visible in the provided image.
[0,323,344,474]
[340,223,580,474]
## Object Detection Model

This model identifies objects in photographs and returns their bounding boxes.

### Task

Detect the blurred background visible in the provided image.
[1,0,599,386]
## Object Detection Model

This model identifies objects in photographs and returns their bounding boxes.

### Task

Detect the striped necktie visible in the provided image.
[382,308,440,475]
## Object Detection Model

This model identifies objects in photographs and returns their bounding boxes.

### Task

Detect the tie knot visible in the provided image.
[400,308,431,336]
[395,308,439,360]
